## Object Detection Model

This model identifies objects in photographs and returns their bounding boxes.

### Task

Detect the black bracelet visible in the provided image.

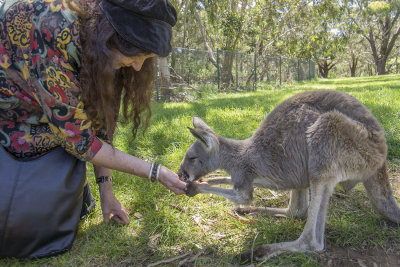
[96,176,112,184]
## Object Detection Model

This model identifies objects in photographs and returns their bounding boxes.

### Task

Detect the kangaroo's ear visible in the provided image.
[192,116,212,131]
[188,127,218,152]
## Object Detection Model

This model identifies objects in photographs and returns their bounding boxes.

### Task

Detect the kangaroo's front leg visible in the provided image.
[202,177,233,185]
[185,182,253,205]
[236,188,309,219]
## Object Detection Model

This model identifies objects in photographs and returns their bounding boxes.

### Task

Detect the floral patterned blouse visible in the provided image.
[0,0,105,160]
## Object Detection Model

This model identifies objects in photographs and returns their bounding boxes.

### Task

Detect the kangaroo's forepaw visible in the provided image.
[235,206,257,215]
[185,182,200,197]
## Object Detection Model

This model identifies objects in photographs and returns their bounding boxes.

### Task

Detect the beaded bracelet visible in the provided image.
[148,163,161,182]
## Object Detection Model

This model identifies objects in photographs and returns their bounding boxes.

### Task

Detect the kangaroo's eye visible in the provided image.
[189,156,198,161]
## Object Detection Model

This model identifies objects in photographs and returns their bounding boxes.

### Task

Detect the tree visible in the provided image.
[200,0,249,89]
[307,1,347,78]
[346,0,400,75]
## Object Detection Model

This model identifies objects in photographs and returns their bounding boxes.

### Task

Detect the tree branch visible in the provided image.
[194,8,218,68]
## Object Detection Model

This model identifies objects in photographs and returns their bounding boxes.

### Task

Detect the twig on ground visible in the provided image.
[227,212,256,225]
[146,252,191,267]
[147,248,209,267]
[178,247,208,266]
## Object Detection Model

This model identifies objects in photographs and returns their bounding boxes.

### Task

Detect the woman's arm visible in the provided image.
[89,142,187,195]
[93,165,129,224]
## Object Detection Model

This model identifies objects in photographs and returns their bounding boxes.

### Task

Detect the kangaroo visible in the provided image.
[178,90,400,263]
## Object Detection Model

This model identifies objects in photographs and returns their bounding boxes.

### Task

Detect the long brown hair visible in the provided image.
[67,0,154,140]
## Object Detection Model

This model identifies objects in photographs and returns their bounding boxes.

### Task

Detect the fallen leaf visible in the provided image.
[133,212,143,219]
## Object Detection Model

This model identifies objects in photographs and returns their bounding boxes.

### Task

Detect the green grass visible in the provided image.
[2,74,400,266]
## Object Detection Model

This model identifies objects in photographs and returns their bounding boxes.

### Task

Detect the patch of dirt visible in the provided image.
[316,243,400,267]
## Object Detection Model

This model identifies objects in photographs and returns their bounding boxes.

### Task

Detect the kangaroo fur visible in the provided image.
[178,90,400,263]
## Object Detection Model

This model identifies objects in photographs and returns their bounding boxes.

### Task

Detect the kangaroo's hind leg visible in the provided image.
[236,188,309,219]
[233,180,335,264]
[363,162,400,223]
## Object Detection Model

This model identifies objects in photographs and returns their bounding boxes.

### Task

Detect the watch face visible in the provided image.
[96,176,111,184]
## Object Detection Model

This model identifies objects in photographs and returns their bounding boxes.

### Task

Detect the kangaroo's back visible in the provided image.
[254,90,383,141]
[249,90,387,189]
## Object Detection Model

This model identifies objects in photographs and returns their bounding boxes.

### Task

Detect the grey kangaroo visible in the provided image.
[178,90,400,263]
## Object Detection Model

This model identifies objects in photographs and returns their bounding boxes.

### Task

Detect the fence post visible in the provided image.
[236,52,239,90]
[254,53,257,91]
[155,57,159,101]
[217,48,220,91]
[308,60,311,80]
[279,57,282,85]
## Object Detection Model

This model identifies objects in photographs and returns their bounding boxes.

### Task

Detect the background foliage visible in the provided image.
[168,0,400,78]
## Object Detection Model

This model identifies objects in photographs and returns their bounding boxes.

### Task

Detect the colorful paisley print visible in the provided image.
[0,0,105,160]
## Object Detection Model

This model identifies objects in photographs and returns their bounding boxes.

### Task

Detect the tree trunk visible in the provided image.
[349,52,358,77]
[376,57,387,75]
[221,51,234,90]
[317,59,335,78]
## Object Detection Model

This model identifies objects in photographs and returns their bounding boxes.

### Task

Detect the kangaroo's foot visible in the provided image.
[233,181,334,264]
[232,238,322,264]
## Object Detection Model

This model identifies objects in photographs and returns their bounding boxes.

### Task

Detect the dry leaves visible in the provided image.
[147,234,161,249]
[146,248,209,267]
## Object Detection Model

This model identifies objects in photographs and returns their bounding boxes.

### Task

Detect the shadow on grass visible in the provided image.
[313,74,399,86]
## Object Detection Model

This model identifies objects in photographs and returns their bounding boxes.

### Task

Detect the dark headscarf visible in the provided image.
[99,0,177,57]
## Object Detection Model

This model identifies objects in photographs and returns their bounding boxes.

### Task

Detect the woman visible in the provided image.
[0,0,187,228]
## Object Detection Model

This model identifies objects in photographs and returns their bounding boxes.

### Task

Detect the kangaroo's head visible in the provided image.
[178,116,220,182]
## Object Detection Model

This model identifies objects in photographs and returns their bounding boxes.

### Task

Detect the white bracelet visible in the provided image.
[155,164,161,181]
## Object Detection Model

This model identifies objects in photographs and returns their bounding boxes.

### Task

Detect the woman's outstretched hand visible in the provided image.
[158,166,187,195]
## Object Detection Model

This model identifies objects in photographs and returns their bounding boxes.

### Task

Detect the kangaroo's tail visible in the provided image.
[363,162,400,223]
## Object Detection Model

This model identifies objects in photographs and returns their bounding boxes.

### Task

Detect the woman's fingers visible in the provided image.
[158,166,187,195]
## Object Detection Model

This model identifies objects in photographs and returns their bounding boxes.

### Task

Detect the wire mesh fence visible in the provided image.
[155,47,315,101]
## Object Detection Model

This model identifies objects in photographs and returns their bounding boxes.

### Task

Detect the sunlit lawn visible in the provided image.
[2,74,400,266]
